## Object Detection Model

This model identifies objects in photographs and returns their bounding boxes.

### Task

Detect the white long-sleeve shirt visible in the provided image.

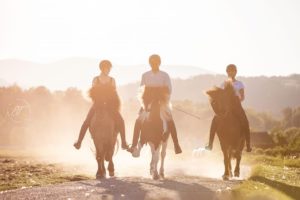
[220,80,244,99]
[140,70,172,95]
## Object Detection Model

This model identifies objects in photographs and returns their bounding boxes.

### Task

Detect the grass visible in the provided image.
[243,154,300,168]
[0,151,92,191]
[231,155,300,200]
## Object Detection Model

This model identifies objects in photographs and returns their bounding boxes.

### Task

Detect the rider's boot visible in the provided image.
[74,121,88,150]
[116,113,129,150]
[127,119,141,153]
[168,120,182,154]
[205,116,217,151]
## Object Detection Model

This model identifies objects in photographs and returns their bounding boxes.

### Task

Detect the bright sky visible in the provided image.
[1,0,300,76]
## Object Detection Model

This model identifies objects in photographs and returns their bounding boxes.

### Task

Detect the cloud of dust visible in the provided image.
[0,89,250,180]
[22,135,250,180]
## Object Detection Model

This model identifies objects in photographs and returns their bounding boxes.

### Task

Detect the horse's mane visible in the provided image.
[223,80,235,95]
[206,81,237,115]
[139,86,170,109]
[89,85,120,112]
[206,81,235,101]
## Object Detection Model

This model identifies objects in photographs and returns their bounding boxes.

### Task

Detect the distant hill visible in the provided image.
[119,74,300,115]
[1,58,299,114]
[0,58,213,90]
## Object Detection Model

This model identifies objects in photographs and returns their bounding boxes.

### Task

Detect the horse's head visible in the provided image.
[141,86,169,121]
[206,81,237,116]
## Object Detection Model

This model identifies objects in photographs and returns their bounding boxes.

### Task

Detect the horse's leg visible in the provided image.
[108,159,114,177]
[159,140,168,179]
[234,151,242,177]
[149,142,161,180]
[101,153,106,178]
[108,144,115,177]
[222,148,230,180]
[96,156,101,179]
[228,150,233,178]
[95,147,102,179]
[96,144,106,179]
[96,153,106,179]
[150,143,155,176]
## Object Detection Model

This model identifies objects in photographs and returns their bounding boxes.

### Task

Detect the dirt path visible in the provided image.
[0,176,241,200]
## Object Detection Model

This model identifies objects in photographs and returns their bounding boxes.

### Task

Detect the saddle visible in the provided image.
[139,87,170,149]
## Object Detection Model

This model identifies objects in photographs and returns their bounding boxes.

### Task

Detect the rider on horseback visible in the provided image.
[74,60,129,150]
[128,54,182,154]
[205,64,252,152]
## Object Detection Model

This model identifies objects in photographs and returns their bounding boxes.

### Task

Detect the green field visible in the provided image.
[232,155,300,200]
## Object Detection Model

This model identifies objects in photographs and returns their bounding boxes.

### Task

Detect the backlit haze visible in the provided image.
[0,0,299,179]
[1,0,300,91]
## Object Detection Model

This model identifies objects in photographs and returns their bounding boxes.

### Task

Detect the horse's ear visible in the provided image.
[223,81,235,94]
[206,86,219,98]
[206,89,213,96]
[224,80,233,89]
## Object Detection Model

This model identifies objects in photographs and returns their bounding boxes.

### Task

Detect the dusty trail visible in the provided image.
[0,143,250,199]
[0,175,241,200]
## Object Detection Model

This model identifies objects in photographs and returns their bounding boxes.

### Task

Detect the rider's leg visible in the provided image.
[128,108,143,153]
[114,111,128,149]
[205,115,218,150]
[167,119,182,154]
[234,101,252,152]
[74,104,95,149]
[128,118,142,153]
[241,111,251,152]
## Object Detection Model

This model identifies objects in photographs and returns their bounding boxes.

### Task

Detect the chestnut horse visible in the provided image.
[89,85,120,179]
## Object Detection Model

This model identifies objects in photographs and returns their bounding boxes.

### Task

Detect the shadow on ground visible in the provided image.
[250,176,300,200]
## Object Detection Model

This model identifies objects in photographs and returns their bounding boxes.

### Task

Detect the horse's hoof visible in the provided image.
[150,167,155,176]
[222,175,229,181]
[96,175,105,179]
[152,172,159,180]
[96,172,106,179]
[234,171,240,177]
[159,173,165,179]
[109,171,115,177]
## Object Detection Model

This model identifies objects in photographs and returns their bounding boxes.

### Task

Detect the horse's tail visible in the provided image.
[114,138,120,157]
[231,145,242,160]
[104,138,119,161]
[231,149,238,160]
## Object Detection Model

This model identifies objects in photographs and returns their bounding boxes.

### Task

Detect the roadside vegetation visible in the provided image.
[0,151,91,191]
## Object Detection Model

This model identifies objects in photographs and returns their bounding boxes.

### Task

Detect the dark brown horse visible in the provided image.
[88,85,120,179]
[206,81,245,180]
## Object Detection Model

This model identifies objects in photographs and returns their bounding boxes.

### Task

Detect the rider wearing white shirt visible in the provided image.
[141,70,172,94]
[206,64,252,152]
[128,54,182,154]
[220,80,244,101]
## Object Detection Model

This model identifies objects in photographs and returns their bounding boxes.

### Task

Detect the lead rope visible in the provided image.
[172,106,209,120]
